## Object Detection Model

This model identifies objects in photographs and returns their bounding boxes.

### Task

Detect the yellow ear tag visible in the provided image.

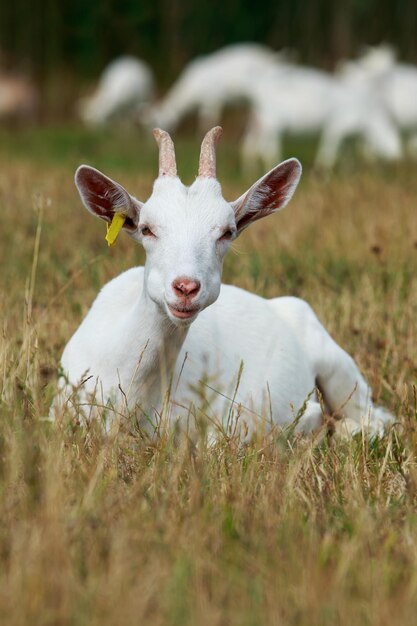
[105,212,126,247]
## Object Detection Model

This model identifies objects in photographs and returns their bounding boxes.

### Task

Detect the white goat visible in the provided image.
[149,43,281,132]
[54,128,392,439]
[78,56,154,126]
[242,64,401,171]
[341,46,417,156]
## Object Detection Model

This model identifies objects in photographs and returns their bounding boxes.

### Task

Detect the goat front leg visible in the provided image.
[241,116,282,175]
[315,118,348,170]
[198,101,223,133]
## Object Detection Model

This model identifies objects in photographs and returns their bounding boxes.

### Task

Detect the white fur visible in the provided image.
[242,63,401,170]
[149,43,281,132]
[78,56,154,126]
[340,46,417,155]
[54,153,393,439]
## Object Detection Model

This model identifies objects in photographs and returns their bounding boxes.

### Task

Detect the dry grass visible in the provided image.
[0,128,417,625]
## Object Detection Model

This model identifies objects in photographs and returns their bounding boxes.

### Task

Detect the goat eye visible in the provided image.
[140,226,155,237]
[219,229,234,241]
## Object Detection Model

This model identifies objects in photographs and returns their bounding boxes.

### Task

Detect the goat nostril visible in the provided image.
[172,277,201,298]
[188,281,201,296]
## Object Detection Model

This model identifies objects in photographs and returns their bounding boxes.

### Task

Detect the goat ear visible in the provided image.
[231,159,302,234]
[74,165,142,231]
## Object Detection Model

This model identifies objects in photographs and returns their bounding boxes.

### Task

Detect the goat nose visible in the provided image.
[172,276,201,298]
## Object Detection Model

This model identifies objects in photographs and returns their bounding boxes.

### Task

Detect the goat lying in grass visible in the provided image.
[53,127,393,439]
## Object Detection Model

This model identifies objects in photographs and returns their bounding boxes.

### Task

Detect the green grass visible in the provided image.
[0,126,417,625]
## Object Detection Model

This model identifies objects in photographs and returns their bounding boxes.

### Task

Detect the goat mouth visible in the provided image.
[167,304,200,320]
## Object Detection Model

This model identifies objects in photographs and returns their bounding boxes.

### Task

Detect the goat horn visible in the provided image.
[198,126,223,178]
[153,128,177,177]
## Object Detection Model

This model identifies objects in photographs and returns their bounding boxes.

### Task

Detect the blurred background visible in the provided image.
[2,0,417,108]
[1,0,417,108]
[1,0,417,173]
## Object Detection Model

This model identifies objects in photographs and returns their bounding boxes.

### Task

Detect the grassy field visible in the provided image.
[0,125,416,625]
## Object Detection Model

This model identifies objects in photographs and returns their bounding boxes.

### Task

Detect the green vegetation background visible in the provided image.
[2,0,417,81]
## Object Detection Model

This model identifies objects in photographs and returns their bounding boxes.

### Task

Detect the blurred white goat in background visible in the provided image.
[341,45,417,157]
[76,43,413,170]
[78,56,154,126]
[149,43,283,132]
[242,62,401,171]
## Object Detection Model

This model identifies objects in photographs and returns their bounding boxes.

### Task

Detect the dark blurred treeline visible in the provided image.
[1,0,417,83]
